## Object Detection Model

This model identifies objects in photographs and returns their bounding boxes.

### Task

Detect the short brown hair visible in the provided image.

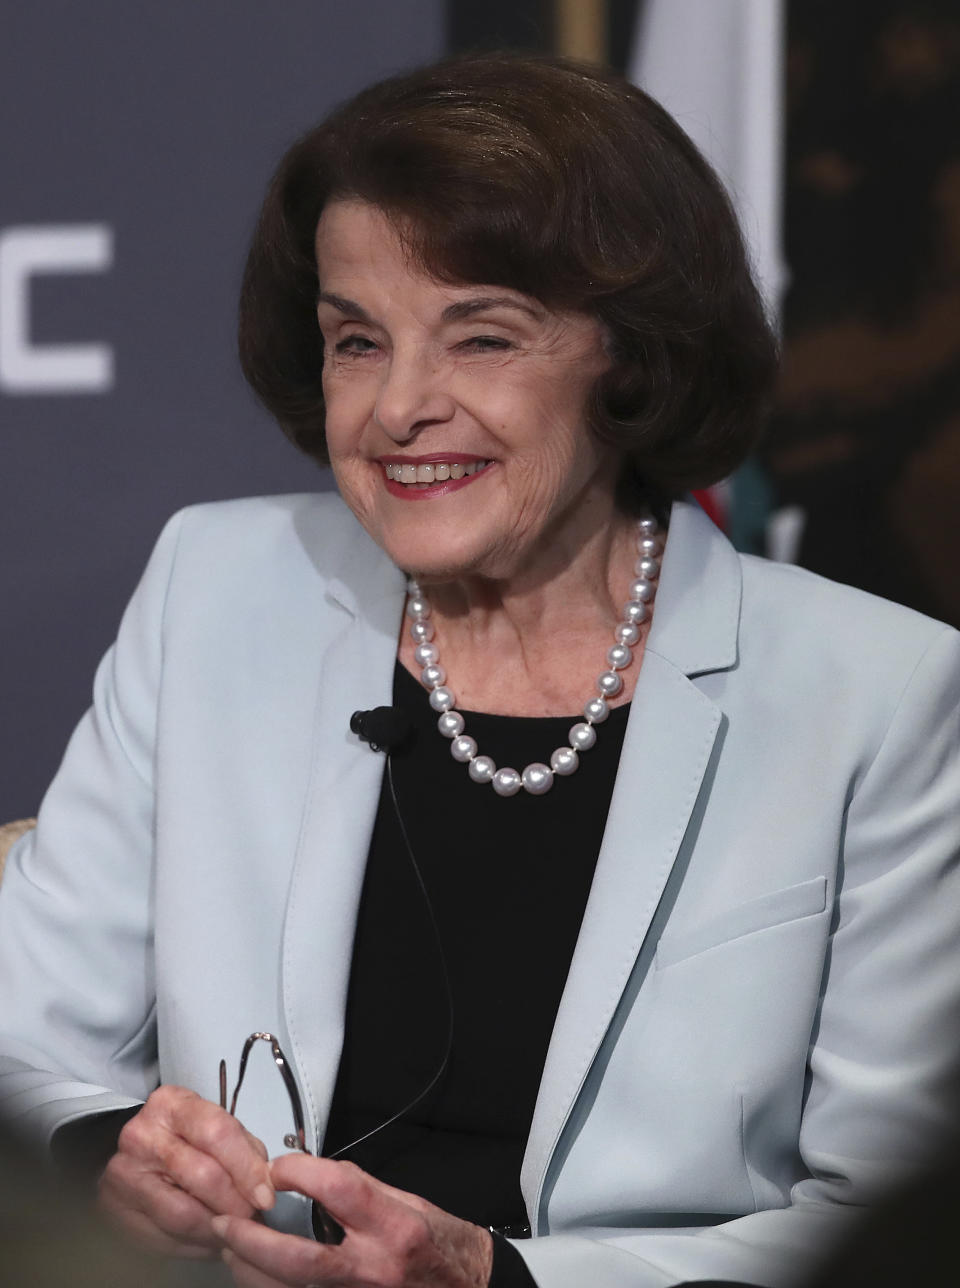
[239,53,778,501]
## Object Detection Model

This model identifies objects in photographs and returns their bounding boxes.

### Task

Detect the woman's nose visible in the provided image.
[373,351,456,442]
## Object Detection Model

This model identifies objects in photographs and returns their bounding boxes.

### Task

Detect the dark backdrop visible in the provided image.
[0,1,443,819]
[764,1,960,628]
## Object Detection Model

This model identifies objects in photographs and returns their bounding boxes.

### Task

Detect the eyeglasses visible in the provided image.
[219,1032,344,1243]
[219,1031,308,1152]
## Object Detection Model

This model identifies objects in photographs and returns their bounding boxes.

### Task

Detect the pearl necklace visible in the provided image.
[406,513,663,797]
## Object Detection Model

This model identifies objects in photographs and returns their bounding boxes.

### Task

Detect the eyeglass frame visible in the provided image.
[219,1031,345,1243]
[219,1030,309,1153]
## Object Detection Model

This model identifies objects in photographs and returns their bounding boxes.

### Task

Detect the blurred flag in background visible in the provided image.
[629,0,799,559]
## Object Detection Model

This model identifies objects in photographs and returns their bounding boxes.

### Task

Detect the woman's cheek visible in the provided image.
[325,390,375,470]
[330,459,374,528]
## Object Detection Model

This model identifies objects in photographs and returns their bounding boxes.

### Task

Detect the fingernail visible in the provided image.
[254,1183,275,1210]
[211,1215,229,1239]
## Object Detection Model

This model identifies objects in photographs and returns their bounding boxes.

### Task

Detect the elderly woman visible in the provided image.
[1,53,959,1288]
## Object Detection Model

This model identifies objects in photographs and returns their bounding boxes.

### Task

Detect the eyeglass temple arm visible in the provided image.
[219,1031,310,1153]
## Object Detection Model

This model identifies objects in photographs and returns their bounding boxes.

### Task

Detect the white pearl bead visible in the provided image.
[437,710,464,738]
[522,763,554,795]
[468,754,496,783]
[637,516,658,536]
[584,696,609,724]
[624,600,649,624]
[607,643,632,670]
[410,620,435,643]
[421,663,446,687]
[450,734,477,762]
[414,642,439,666]
[429,685,455,712]
[569,722,597,751]
[636,556,660,579]
[629,578,655,602]
[406,596,431,619]
[615,622,640,646]
[597,670,623,697]
[492,767,522,797]
[637,534,660,556]
[550,746,579,775]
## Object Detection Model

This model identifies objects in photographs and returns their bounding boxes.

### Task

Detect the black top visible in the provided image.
[323,662,630,1281]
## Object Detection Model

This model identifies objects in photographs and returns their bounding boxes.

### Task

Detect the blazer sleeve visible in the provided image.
[512,625,960,1288]
[0,510,187,1144]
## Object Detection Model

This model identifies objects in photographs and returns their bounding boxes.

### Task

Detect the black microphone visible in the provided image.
[349,706,413,753]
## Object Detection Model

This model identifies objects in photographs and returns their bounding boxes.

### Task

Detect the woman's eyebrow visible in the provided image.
[441,296,543,322]
[315,291,542,324]
[317,291,373,320]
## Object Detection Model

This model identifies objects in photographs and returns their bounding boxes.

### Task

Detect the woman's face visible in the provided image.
[315,200,618,583]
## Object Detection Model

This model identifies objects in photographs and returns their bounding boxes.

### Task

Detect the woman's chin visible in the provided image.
[396,552,490,585]
[385,533,508,585]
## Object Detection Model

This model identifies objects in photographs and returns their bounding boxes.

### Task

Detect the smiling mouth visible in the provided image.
[383,460,493,487]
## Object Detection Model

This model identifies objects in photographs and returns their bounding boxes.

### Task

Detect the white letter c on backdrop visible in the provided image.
[0,224,114,395]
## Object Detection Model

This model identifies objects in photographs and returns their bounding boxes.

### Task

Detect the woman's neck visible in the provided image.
[398,513,648,717]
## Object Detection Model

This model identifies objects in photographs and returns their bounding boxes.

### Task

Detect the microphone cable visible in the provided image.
[326,717,455,1162]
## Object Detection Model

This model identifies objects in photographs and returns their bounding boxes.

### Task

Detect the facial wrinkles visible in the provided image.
[323,304,567,450]
[323,313,602,458]
[315,199,618,587]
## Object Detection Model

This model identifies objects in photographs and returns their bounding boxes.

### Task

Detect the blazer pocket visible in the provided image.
[654,875,828,971]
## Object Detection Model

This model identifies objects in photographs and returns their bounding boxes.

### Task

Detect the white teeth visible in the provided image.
[384,460,489,484]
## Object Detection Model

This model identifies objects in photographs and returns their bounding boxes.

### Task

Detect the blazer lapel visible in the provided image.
[521,500,742,1228]
[280,514,407,1155]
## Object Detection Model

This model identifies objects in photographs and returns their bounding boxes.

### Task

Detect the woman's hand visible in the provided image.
[98,1085,275,1258]
[213,1153,494,1288]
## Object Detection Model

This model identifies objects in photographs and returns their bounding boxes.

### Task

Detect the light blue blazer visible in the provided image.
[1,494,959,1287]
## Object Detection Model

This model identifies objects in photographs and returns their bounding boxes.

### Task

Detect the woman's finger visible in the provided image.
[106,1202,218,1261]
[117,1114,260,1218]
[215,1162,493,1288]
[214,1215,346,1285]
[162,1087,275,1210]
[99,1158,223,1254]
[264,1156,493,1287]
[268,1154,390,1233]
[244,1126,271,1162]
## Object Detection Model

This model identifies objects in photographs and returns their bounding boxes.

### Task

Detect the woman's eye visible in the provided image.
[461,336,512,352]
[334,335,378,356]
